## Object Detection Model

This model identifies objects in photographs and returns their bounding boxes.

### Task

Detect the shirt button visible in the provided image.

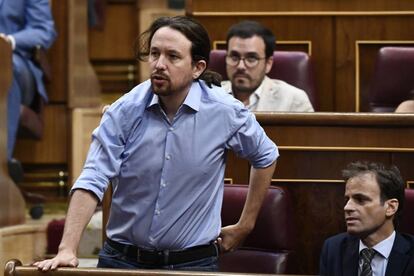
[166,154,171,160]
[155,210,160,215]
[169,127,174,131]
[161,181,166,187]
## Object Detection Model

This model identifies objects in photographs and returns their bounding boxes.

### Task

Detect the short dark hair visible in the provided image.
[226,20,276,58]
[342,161,405,227]
[136,16,221,87]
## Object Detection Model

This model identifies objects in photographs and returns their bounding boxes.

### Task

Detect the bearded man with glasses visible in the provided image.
[221,21,314,112]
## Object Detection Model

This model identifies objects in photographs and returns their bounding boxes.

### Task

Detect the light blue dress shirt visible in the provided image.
[72,79,279,250]
[359,231,396,276]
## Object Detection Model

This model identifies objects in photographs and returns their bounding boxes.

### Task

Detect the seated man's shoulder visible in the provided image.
[399,232,414,246]
[323,232,356,248]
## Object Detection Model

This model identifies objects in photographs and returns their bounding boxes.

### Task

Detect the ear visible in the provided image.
[193,60,207,79]
[265,56,274,74]
[385,198,399,218]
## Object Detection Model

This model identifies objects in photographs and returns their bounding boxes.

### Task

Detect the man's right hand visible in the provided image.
[33,249,79,271]
[34,190,99,271]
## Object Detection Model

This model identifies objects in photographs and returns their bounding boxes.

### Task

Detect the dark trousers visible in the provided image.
[97,241,219,272]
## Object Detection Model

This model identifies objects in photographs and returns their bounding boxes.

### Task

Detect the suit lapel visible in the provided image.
[385,233,411,276]
[342,235,360,276]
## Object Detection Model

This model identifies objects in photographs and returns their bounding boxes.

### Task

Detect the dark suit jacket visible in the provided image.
[320,232,414,276]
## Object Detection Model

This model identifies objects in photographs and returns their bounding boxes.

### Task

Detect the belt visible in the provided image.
[106,239,218,266]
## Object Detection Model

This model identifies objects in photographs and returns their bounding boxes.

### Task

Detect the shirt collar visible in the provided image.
[359,231,396,259]
[246,77,265,109]
[146,81,202,112]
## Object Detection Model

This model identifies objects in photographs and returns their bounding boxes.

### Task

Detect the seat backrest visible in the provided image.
[220,184,296,274]
[368,47,414,112]
[221,184,294,250]
[208,49,318,109]
[400,189,414,234]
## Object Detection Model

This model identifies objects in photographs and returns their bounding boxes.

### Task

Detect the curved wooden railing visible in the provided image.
[4,259,308,276]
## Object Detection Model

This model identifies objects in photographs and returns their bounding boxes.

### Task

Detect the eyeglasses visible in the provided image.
[225,55,267,68]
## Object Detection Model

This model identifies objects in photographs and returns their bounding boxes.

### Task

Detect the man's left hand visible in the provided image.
[217,223,251,253]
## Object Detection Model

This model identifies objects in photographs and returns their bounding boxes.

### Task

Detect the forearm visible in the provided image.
[58,189,99,254]
[238,161,277,232]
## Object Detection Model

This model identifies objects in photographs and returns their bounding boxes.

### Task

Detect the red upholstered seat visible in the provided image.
[400,189,414,234]
[368,47,414,112]
[208,50,227,83]
[219,184,296,274]
[46,218,65,254]
[208,49,318,109]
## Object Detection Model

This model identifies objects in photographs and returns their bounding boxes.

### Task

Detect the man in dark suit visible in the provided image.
[320,161,414,276]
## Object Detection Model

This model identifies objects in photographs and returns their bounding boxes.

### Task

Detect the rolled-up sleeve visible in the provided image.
[71,104,127,202]
[226,109,279,168]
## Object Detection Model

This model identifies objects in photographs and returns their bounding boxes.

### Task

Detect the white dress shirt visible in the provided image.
[358,231,396,276]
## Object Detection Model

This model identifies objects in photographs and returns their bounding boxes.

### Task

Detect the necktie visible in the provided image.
[360,248,376,276]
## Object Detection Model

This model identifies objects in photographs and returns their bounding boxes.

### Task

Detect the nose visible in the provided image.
[344,199,354,212]
[236,58,247,70]
[154,54,167,70]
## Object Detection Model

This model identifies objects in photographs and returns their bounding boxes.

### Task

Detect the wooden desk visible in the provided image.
[227,112,414,184]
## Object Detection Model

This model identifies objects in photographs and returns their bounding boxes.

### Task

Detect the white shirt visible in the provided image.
[358,231,396,276]
[240,79,265,110]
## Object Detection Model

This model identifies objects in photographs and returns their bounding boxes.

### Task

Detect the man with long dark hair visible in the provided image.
[35,16,278,272]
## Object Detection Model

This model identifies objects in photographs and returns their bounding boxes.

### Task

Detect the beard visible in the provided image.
[231,72,257,93]
[232,77,260,94]
[150,71,194,100]
[151,72,171,96]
